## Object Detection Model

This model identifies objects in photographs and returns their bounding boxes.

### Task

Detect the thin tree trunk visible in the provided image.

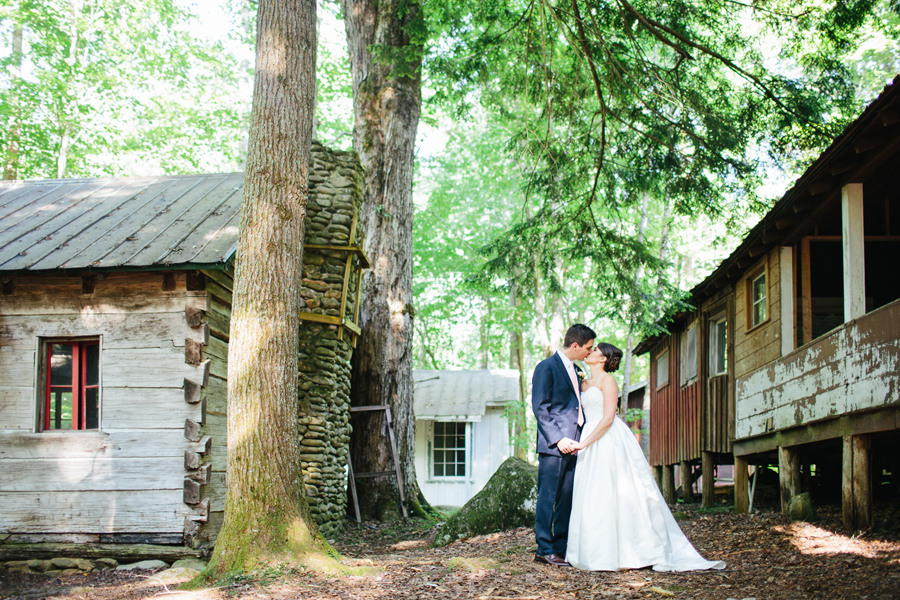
[508,280,528,460]
[207,0,331,575]
[341,0,427,519]
[621,192,651,417]
[479,293,490,369]
[3,20,22,180]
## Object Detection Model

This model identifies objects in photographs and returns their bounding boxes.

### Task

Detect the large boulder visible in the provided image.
[433,457,538,547]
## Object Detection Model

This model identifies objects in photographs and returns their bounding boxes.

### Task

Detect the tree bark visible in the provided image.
[207,0,332,574]
[341,0,427,519]
[508,281,528,460]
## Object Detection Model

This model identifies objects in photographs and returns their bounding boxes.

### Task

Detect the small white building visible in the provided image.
[413,369,517,508]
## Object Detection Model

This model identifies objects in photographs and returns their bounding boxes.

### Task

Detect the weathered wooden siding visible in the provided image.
[734,248,783,380]
[649,335,702,467]
[0,271,209,538]
[735,298,900,442]
[188,268,231,547]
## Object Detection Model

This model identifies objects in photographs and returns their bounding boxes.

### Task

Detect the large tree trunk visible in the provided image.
[508,281,528,460]
[207,0,333,574]
[341,0,427,519]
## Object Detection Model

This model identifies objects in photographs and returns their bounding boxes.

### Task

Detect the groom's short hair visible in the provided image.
[563,324,596,348]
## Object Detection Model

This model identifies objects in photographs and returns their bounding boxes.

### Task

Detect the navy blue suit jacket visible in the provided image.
[532,353,581,457]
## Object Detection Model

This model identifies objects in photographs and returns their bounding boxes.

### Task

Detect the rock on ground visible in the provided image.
[433,456,537,546]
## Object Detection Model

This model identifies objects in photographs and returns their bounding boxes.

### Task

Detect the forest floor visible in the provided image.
[1,504,899,600]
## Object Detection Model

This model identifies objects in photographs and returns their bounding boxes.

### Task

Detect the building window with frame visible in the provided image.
[656,349,669,388]
[42,339,100,431]
[680,323,698,384]
[749,268,769,329]
[709,313,727,376]
[431,421,467,478]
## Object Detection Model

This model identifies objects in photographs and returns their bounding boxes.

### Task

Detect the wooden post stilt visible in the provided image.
[779,445,801,516]
[842,434,872,530]
[653,465,663,491]
[680,461,694,503]
[661,464,677,504]
[734,455,749,513]
[701,451,715,508]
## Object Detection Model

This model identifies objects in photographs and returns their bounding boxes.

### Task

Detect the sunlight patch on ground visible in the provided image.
[388,539,428,550]
[775,522,900,558]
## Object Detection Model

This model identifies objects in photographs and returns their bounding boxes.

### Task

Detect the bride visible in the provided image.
[566,342,726,572]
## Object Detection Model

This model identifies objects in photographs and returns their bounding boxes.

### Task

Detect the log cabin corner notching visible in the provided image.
[0,142,367,556]
[636,75,900,528]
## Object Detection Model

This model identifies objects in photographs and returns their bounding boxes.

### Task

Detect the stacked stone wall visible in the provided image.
[296,142,365,537]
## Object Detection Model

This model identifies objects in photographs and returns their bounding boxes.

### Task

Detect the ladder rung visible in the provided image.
[354,470,396,479]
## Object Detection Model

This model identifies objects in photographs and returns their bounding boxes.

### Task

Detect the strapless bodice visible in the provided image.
[581,385,606,422]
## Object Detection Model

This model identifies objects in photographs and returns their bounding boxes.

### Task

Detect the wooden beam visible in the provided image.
[680,461,694,503]
[661,464,677,504]
[748,244,768,257]
[778,446,800,516]
[81,275,97,295]
[0,543,202,561]
[184,378,202,404]
[701,451,715,508]
[163,272,176,291]
[775,215,799,230]
[185,338,203,366]
[185,304,203,328]
[853,133,884,154]
[881,109,900,127]
[842,434,873,530]
[734,455,749,513]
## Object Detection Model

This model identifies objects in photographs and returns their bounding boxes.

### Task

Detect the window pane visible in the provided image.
[85,387,99,429]
[434,450,445,464]
[434,464,444,477]
[657,351,669,386]
[50,344,73,386]
[84,344,99,386]
[457,462,466,477]
[49,389,73,430]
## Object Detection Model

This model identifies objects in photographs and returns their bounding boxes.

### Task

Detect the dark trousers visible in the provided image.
[535,452,577,556]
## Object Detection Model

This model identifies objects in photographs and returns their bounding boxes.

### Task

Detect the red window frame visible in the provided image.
[44,340,100,431]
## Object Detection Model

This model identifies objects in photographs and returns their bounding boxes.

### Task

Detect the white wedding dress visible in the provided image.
[567,385,726,572]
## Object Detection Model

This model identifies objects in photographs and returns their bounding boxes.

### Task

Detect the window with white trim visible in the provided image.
[656,349,669,388]
[431,421,467,478]
[749,268,768,329]
[709,314,727,376]
[680,323,698,384]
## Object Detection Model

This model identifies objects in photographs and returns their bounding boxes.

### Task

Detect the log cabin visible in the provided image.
[635,75,900,528]
[0,143,368,559]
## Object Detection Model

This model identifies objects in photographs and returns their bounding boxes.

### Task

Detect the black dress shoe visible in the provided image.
[534,553,571,567]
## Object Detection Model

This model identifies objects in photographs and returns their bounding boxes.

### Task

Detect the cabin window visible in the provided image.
[656,350,669,388]
[709,314,727,376]
[748,268,769,329]
[41,339,100,431]
[431,421,467,478]
[680,324,698,385]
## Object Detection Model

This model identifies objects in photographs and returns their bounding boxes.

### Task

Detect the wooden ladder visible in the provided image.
[347,404,409,521]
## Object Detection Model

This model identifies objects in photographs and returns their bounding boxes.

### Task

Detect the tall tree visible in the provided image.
[206,0,334,574]
[340,0,428,519]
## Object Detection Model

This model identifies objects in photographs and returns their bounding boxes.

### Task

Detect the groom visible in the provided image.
[532,323,596,567]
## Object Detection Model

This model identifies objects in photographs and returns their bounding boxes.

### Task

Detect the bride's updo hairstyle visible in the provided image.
[598,342,623,372]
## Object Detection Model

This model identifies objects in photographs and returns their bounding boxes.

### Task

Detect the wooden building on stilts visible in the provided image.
[636,75,900,528]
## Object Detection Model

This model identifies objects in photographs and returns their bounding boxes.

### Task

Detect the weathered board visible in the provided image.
[0,489,190,533]
[735,299,900,441]
[0,456,185,492]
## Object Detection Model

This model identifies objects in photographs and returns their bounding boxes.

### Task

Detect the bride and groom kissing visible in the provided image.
[532,324,725,572]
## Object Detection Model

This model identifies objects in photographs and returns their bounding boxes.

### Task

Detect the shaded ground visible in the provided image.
[1,505,899,600]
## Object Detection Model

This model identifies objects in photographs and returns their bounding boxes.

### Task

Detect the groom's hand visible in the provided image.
[557,437,577,454]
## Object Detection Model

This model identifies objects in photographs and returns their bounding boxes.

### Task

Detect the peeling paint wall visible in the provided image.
[735,299,900,439]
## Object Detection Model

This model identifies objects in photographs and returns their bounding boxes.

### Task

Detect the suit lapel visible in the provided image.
[553,353,579,396]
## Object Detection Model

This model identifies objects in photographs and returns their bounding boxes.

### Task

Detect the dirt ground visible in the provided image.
[1,505,899,600]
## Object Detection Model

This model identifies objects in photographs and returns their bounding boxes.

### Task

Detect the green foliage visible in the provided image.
[0,0,250,179]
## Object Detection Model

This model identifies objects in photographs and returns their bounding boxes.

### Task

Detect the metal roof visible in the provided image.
[414,369,520,421]
[635,74,900,355]
[0,173,244,272]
